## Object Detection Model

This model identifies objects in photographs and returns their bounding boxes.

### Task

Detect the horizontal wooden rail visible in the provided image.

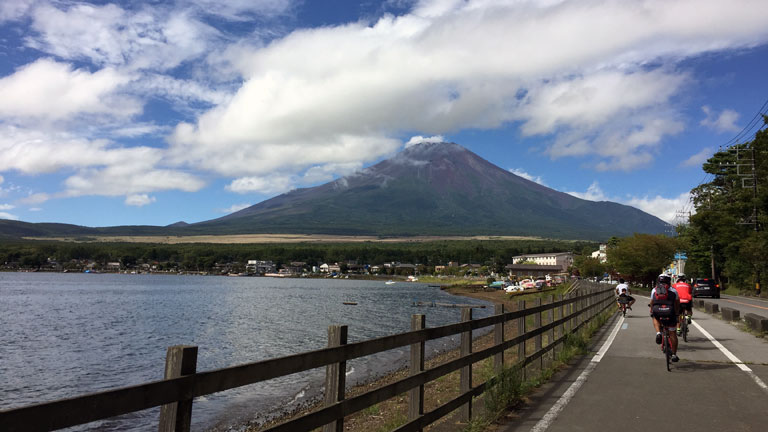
[0,286,615,432]
[262,288,615,431]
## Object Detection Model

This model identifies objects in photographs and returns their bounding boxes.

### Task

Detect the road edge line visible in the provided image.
[529,314,624,432]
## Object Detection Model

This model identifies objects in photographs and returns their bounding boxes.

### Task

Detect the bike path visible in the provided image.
[500,303,768,432]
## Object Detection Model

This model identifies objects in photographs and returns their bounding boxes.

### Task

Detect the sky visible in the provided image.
[1,0,768,228]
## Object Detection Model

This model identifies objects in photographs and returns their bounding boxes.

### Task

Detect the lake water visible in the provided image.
[0,272,491,431]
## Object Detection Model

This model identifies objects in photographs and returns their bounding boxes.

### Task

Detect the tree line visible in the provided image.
[0,239,596,273]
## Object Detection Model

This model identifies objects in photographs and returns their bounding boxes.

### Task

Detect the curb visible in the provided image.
[695,300,768,334]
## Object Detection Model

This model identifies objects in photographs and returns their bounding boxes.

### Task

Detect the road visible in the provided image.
[501,295,768,432]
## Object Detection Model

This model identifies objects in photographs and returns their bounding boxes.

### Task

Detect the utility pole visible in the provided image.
[749,144,761,295]
[730,144,761,295]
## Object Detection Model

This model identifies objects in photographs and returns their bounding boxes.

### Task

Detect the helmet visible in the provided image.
[677,275,686,282]
[658,274,672,285]
[619,278,625,284]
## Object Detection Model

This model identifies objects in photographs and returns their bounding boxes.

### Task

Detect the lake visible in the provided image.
[0,272,491,431]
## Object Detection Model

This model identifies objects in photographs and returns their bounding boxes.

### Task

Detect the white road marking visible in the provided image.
[621,323,628,330]
[692,321,768,394]
[530,315,624,432]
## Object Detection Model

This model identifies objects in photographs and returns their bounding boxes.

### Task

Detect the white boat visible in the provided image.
[385,280,396,285]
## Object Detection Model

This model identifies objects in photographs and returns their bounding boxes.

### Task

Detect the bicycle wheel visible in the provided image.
[682,317,688,342]
[664,332,671,371]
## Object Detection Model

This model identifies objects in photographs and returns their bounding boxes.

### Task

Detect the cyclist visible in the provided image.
[615,278,635,311]
[673,275,693,335]
[650,274,681,362]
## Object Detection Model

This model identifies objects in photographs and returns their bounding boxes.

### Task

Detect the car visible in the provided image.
[693,278,720,298]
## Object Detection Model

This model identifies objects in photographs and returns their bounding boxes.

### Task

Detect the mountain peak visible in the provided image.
[200,141,668,240]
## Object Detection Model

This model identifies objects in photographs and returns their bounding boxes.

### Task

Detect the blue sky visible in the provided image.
[1,0,768,227]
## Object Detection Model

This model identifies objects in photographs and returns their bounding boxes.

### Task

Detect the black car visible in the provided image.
[693,278,720,298]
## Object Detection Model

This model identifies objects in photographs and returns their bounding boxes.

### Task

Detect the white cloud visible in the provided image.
[125,194,156,207]
[226,174,296,195]
[0,58,139,123]
[700,106,741,133]
[19,193,50,205]
[26,4,221,72]
[625,192,691,224]
[28,207,42,212]
[171,0,768,178]
[302,162,362,184]
[64,164,205,198]
[186,0,295,20]
[0,203,14,210]
[509,168,547,186]
[681,147,713,167]
[0,211,19,220]
[406,135,445,148]
[567,181,690,223]
[0,0,37,22]
[567,181,609,202]
[0,125,205,198]
[219,203,251,213]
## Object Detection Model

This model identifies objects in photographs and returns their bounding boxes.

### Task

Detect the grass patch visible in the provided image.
[374,411,408,432]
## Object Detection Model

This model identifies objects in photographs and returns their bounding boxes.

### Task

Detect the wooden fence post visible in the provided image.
[534,298,542,371]
[409,315,426,430]
[547,295,554,367]
[158,345,197,432]
[323,325,348,432]
[557,294,564,357]
[517,300,526,381]
[494,303,505,373]
[460,307,473,423]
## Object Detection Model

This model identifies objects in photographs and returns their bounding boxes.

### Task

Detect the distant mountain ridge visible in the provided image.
[0,142,669,241]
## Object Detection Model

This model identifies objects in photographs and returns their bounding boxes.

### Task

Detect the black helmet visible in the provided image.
[658,274,672,285]
[619,278,625,284]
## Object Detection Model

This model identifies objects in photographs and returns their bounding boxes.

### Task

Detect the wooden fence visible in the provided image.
[0,282,615,432]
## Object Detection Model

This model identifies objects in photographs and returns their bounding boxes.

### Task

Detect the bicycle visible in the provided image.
[660,326,672,371]
[618,296,630,317]
[679,309,690,343]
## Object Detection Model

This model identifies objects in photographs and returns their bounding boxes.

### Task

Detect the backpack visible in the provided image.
[652,284,674,320]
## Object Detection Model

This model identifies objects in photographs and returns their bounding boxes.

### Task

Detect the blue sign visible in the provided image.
[674,252,687,260]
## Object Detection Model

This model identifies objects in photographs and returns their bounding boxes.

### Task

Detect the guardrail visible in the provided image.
[0,283,615,432]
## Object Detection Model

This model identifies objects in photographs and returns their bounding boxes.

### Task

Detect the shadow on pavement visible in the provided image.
[672,361,736,373]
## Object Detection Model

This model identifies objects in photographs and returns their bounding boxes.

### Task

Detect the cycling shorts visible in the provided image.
[652,309,678,327]
[617,295,634,303]
[680,302,692,313]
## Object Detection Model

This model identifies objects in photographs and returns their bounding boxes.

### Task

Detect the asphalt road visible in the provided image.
[501,296,768,432]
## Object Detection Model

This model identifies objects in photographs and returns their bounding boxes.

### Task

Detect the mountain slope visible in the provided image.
[192,142,669,240]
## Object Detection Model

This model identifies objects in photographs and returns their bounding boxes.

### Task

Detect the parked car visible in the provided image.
[693,278,720,298]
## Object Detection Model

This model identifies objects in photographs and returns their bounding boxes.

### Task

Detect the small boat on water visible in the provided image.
[385,280,396,285]
[342,301,358,305]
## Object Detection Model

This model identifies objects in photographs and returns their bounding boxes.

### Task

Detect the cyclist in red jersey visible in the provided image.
[673,275,693,335]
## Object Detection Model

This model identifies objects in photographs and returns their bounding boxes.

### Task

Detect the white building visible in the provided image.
[512,252,573,272]
[591,244,607,263]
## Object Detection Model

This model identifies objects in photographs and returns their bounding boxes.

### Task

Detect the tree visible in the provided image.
[607,233,677,285]
[574,256,605,279]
